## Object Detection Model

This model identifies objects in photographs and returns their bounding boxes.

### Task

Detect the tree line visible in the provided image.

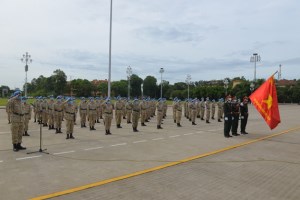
[1,69,300,103]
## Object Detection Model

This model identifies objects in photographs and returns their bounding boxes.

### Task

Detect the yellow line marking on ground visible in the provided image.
[30,126,300,200]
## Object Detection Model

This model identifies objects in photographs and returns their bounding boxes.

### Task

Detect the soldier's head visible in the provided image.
[57,96,62,102]
[226,95,232,102]
[90,97,94,102]
[12,90,22,100]
[206,97,210,101]
[106,97,111,104]
[243,96,249,104]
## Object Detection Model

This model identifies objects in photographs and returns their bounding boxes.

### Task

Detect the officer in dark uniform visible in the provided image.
[223,95,233,138]
[240,96,249,134]
[231,96,240,136]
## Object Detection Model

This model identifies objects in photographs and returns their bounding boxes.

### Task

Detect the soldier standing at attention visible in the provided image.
[163,98,168,119]
[79,97,87,128]
[95,97,101,123]
[87,97,97,130]
[8,91,26,151]
[22,97,31,136]
[73,97,78,125]
[217,98,223,122]
[64,98,76,139]
[211,99,216,120]
[205,97,211,124]
[122,97,127,120]
[115,96,123,128]
[175,99,183,127]
[156,98,164,129]
[48,96,55,130]
[200,97,205,121]
[224,95,233,138]
[103,98,113,135]
[231,96,240,136]
[190,99,197,125]
[240,96,249,134]
[140,98,147,126]
[172,97,178,123]
[126,99,133,124]
[54,96,63,133]
[131,98,140,132]
[37,96,43,124]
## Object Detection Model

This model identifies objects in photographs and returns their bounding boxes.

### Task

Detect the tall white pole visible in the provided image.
[108,0,113,98]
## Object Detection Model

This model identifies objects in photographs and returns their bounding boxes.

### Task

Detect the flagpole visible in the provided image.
[271,71,278,77]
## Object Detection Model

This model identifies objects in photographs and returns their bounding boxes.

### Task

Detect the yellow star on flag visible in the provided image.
[263,94,273,110]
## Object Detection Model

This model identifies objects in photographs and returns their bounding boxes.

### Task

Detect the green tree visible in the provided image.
[130,74,143,97]
[111,80,127,97]
[143,76,157,97]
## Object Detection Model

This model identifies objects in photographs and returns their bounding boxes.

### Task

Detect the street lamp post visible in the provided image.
[107,0,113,98]
[126,65,132,98]
[185,74,191,99]
[21,52,32,97]
[250,53,261,82]
[159,68,164,98]
[223,78,229,96]
[250,82,255,93]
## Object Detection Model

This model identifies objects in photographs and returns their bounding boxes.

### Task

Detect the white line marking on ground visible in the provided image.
[195,131,203,133]
[152,138,164,141]
[111,143,127,147]
[84,147,103,151]
[169,135,180,138]
[184,133,194,136]
[133,140,147,144]
[16,155,42,161]
[0,160,3,163]
[53,151,75,155]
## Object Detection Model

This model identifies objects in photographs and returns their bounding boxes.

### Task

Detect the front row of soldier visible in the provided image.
[7,91,249,152]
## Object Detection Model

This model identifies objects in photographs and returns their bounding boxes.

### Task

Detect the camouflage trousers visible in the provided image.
[55,113,63,128]
[66,120,74,134]
[176,111,182,124]
[24,117,30,131]
[115,110,122,125]
[157,111,163,126]
[126,110,132,123]
[80,112,87,125]
[11,122,23,144]
[206,109,211,121]
[89,114,96,127]
[132,111,139,128]
[191,110,197,123]
[104,114,112,131]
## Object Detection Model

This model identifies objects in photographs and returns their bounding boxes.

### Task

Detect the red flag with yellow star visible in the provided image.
[249,75,281,129]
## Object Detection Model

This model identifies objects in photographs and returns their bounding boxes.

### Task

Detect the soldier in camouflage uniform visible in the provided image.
[22,97,31,136]
[217,98,224,122]
[64,98,76,139]
[125,99,133,124]
[87,97,97,130]
[115,96,124,128]
[8,91,26,151]
[175,99,183,127]
[211,99,216,120]
[200,97,205,121]
[6,97,11,124]
[172,97,178,123]
[205,97,211,124]
[54,96,64,133]
[131,98,140,132]
[140,98,147,126]
[41,97,48,127]
[95,97,101,123]
[190,99,197,125]
[48,96,55,130]
[79,97,87,128]
[103,98,113,135]
[156,98,164,129]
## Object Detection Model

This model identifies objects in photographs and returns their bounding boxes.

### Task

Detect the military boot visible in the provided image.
[105,130,109,135]
[174,120,176,123]
[24,131,30,136]
[13,144,19,152]
[66,134,70,139]
[58,128,62,133]
[201,118,204,121]
[218,119,222,122]
[192,122,197,125]
[108,130,112,135]
[177,123,182,127]
[17,143,26,150]
[70,133,75,139]
[34,119,36,123]
[48,125,51,130]
[92,126,96,130]
[141,123,146,126]
[206,120,210,124]
[55,128,59,134]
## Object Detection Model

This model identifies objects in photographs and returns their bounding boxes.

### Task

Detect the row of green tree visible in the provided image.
[1,69,300,103]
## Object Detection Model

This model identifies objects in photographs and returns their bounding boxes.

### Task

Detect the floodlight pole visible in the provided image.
[186,74,191,99]
[159,68,164,98]
[21,52,32,97]
[250,53,261,82]
[126,66,132,98]
[108,0,113,98]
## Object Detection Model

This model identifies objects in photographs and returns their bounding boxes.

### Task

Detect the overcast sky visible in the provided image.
[1,0,300,89]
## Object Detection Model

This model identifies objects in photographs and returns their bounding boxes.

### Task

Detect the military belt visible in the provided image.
[24,113,29,115]
[80,109,87,110]
[13,112,24,116]
[105,112,112,114]
[66,112,75,115]
[89,109,96,110]
[116,109,122,110]
[55,110,63,112]
[133,110,140,112]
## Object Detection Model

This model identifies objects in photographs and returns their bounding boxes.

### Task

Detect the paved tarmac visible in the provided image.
[0,105,299,200]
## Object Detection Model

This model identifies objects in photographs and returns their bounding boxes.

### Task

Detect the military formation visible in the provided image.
[6,90,249,152]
